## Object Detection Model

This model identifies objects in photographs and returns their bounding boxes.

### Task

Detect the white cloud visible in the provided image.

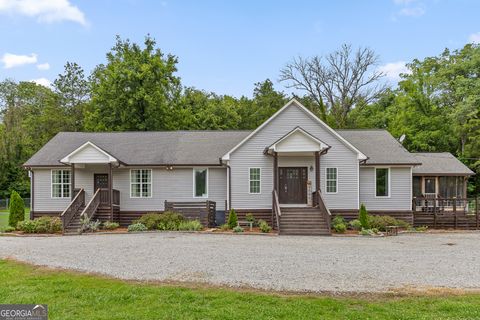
[393,0,426,18]
[1,53,37,69]
[378,61,411,82]
[37,62,50,70]
[0,0,87,26]
[398,6,425,17]
[469,32,480,43]
[393,0,417,4]
[30,77,52,88]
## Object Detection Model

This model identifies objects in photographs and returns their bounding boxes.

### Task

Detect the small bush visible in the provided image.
[245,213,255,223]
[332,216,347,233]
[8,191,25,228]
[219,223,230,231]
[134,211,185,230]
[233,225,244,233]
[17,217,61,234]
[367,215,409,231]
[258,219,271,233]
[178,220,203,231]
[103,221,120,230]
[359,203,369,229]
[2,226,16,233]
[128,223,147,232]
[349,219,362,231]
[415,226,428,232]
[80,216,101,233]
[227,209,238,229]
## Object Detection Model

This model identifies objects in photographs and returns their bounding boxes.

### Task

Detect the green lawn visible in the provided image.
[0,208,30,229]
[0,260,479,319]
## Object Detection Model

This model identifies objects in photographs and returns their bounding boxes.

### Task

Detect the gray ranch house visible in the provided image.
[24,99,475,234]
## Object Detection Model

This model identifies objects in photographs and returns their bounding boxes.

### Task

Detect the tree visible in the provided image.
[359,203,369,229]
[85,35,181,131]
[53,62,90,131]
[279,44,386,127]
[8,190,25,227]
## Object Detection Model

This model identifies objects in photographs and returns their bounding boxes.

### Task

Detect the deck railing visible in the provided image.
[97,188,120,207]
[272,190,281,231]
[165,200,216,227]
[60,188,85,233]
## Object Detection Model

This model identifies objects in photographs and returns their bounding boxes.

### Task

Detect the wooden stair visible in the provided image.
[63,205,85,235]
[279,207,331,236]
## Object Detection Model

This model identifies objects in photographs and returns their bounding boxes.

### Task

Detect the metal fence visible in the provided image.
[0,198,31,210]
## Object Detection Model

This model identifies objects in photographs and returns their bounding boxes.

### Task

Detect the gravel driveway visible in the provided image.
[1,232,479,293]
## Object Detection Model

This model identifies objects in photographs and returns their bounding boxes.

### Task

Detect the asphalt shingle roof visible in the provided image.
[412,153,474,175]
[337,129,420,165]
[24,131,251,166]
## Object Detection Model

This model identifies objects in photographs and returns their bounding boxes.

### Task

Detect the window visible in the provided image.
[52,170,71,198]
[375,168,389,197]
[249,168,261,194]
[130,169,152,198]
[325,168,337,193]
[194,168,208,198]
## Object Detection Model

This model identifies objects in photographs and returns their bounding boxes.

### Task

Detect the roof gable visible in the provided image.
[268,127,330,153]
[222,99,367,161]
[61,141,118,164]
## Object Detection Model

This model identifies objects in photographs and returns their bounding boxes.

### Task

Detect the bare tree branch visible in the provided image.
[279,44,387,127]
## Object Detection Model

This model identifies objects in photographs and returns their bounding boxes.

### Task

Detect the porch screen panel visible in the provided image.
[438,176,457,198]
[456,177,464,198]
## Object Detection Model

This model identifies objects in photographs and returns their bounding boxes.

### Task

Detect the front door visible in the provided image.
[278,167,307,204]
[94,174,109,191]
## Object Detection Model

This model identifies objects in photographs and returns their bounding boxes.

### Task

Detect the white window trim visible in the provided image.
[193,168,209,198]
[325,167,338,194]
[50,169,71,199]
[248,167,261,194]
[129,169,153,198]
[375,167,391,198]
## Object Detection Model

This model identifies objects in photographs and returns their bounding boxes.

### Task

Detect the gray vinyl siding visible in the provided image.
[229,103,359,210]
[113,167,227,211]
[33,168,70,212]
[359,167,412,211]
[33,167,227,213]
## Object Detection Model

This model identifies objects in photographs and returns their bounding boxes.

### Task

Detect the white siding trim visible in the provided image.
[193,168,209,198]
[61,141,118,164]
[374,167,391,198]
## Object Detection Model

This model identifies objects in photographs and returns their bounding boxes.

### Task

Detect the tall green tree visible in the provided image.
[84,35,181,131]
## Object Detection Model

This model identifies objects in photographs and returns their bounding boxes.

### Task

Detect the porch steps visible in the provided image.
[63,206,85,235]
[279,207,330,236]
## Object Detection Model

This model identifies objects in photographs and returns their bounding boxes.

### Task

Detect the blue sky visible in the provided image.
[0,0,479,97]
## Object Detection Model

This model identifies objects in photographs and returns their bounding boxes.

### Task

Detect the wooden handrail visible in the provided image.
[272,190,281,231]
[80,188,101,220]
[60,188,85,233]
[313,190,331,231]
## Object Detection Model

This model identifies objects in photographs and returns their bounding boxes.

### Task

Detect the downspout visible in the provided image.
[29,169,34,220]
[219,157,231,212]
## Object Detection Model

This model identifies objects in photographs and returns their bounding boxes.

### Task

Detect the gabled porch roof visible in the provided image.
[266,126,330,154]
[60,141,119,165]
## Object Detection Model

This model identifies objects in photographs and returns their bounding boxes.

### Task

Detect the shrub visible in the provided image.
[258,219,271,233]
[34,217,62,233]
[415,226,428,232]
[219,223,230,231]
[233,225,244,233]
[227,209,238,229]
[245,213,255,223]
[103,221,120,230]
[332,216,347,233]
[17,217,61,234]
[8,191,25,228]
[367,215,409,232]
[128,223,147,232]
[2,226,15,233]
[359,203,369,229]
[359,228,374,236]
[80,216,101,233]
[178,220,203,231]
[349,219,362,231]
[134,211,185,230]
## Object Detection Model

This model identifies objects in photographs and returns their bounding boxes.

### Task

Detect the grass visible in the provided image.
[0,208,30,230]
[0,260,479,319]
